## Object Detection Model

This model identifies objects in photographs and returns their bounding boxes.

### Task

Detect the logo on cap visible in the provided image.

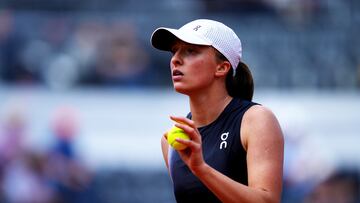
[193,25,201,31]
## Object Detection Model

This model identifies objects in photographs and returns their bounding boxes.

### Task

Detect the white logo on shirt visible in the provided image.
[220,132,229,149]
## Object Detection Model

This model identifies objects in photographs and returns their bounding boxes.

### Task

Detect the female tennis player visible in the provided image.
[151,19,284,203]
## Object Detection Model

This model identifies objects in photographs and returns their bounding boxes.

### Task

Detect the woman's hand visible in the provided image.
[170,115,207,174]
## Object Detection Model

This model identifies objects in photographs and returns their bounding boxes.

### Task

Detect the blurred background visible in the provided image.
[0,0,359,202]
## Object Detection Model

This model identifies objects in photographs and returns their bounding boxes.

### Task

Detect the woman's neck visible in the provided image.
[189,92,232,128]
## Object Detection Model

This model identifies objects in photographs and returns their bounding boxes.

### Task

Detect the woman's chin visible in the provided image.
[173,85,190,95]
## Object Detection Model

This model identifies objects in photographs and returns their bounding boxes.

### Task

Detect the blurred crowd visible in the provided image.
[282,126,360,203]
[0,9,153,90]
[0,0,359,89]
[0,100,359,203]
[0,107,97,203]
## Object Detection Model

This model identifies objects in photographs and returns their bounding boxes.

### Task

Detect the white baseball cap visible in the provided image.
[151,19,242,73]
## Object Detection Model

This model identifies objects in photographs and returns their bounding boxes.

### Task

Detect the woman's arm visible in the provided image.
[161,134,170,170]
[241,105,284,202]
[172,105,284,203]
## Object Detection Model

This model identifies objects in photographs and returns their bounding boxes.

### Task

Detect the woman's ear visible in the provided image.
[215,61,231,77]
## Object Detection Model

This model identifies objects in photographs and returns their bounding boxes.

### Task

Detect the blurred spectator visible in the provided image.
[264,0,321,25]
[39,17,77,90]
[0,107,56,203]
[46,107,95,203]
[0,108,27,202]
[304,168,360,203]
[282,124,333,203]
[0,107,26,164]
[2,150,55,203]
[20,39,52,84]
[65,20,107,85]
[0,9,31,84]
[92,21,151,87]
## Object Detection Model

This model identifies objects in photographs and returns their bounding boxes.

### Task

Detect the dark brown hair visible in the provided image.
[215,50,254,101]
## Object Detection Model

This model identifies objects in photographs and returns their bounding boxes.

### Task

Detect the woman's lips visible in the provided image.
[172,69,184,81]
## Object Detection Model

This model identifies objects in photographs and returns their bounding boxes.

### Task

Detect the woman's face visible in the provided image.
[170,40,220,95]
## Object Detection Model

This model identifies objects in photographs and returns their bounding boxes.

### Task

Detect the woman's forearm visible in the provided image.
[193,164,278,203]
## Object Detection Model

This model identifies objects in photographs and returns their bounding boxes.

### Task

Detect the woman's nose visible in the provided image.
[170,51,182,68]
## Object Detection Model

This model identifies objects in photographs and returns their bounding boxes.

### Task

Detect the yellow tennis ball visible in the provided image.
[167,126,190,150]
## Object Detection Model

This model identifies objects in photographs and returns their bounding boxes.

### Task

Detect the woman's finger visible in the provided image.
[174,122,201,143]
[170,115,196,129]
[175,137,200,151]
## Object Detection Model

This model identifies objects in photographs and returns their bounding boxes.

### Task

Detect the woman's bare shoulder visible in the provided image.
[241,104,283,149]
[243,104,281,125]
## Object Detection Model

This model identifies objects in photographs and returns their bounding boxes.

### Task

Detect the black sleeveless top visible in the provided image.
[169,98,257,203]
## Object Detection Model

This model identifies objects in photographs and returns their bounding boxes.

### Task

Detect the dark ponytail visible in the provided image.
[225,62,254,101]
[215,49,254,101]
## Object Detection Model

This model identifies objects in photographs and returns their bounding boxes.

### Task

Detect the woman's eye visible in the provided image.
[186,48,196,54]
[170,46,198,55]
[170,49,177,55]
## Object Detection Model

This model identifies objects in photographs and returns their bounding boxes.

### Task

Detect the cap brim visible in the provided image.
[151,27,212,51]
